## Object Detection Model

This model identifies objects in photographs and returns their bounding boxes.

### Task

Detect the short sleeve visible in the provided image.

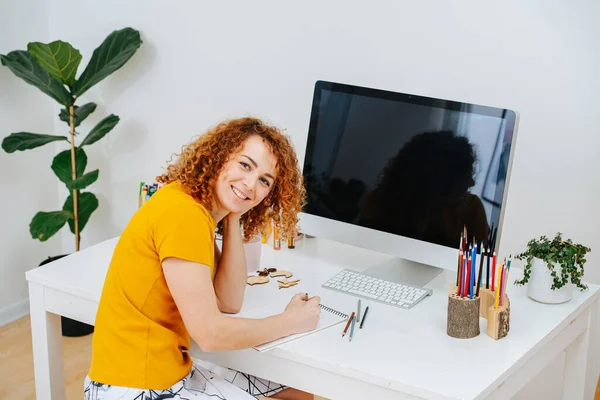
[153,201,215,267]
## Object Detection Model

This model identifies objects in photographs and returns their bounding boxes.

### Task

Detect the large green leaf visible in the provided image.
[51,148,87,183]
[59,103,97,127]
[63,192,98,233]
[29,210,71,241]
[72,28,142,97]
[0,51,72,106]
[80,114,119,146]
[27,41,82,87]
[2,132,68,153]
[66,169,99,191]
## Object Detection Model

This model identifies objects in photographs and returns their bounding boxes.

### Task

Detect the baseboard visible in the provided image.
[0,298,30,327]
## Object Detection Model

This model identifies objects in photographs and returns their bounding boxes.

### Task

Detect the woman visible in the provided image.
[85,117,321,400]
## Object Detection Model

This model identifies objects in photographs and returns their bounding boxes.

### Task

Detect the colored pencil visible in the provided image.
[486,247,491,289]
[342,312,355,337]
[462,256,468,297]
[472,243,477,282]
[349,314,356,342]
[491,250,497,291]
[479,244,485,288]
[470,256,475,299]
[495,263,502,308]
[476,247,485,297]
[456,245,463,287]
[490,226,498,251]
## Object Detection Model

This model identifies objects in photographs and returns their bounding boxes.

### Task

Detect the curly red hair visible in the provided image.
[157,117,306,241]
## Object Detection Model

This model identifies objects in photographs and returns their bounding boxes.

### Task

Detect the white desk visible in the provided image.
[26,236,599,400]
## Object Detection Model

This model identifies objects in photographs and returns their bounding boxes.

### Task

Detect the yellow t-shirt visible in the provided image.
[89,182,216,389]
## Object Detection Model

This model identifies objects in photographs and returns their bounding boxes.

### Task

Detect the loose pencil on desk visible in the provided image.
[349,314,356,342]
[342,312,355,337]
[359,306,369,329]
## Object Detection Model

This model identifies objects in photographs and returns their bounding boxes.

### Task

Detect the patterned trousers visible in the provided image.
[84,359,286,399]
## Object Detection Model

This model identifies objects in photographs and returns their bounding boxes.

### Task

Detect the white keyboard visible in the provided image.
[322,269,433,310]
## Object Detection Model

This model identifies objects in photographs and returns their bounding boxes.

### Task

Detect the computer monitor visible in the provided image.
[300,80,518,287]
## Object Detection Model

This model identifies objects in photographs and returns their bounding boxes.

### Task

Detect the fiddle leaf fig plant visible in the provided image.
[514,232,591,291]
[1,28,142,251]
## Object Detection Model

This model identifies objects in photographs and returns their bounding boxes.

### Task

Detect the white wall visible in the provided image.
[0,0,62,324]
[45,0,600,285]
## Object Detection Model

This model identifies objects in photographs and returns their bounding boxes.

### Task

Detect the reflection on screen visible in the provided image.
[303,85,515,249]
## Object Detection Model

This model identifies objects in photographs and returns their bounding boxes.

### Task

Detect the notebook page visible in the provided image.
[253,304,348,352]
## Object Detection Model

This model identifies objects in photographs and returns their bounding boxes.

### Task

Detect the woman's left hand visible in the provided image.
[225,212,244,225]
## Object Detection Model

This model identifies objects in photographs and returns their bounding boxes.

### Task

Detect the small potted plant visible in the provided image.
[514,232,590,304]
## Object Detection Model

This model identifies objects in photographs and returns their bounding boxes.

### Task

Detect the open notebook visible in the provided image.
[237,303,349,352]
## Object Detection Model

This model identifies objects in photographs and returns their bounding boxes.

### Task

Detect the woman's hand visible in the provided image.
[283,293,321,334]
[224,212,243,226]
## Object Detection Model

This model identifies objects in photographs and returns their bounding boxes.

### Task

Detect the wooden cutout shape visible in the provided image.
[277,278,300,285]
[278,281,299,289]
[247,275,270,285]
[257,267,277,277]
[270,270,293,278]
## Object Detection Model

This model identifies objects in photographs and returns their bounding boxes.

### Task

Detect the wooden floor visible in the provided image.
[1,316,598,400]
[0,316,93,399]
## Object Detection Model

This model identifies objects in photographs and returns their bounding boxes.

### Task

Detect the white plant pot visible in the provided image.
[527,258,573,304]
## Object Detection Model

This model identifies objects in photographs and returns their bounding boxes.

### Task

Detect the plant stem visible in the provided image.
[69,105,80,252]
[558,240,582,252]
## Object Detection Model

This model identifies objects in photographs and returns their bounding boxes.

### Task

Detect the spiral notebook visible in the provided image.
[243,304,349,352]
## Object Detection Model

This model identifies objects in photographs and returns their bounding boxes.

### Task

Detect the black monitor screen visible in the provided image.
[303,81,516,249]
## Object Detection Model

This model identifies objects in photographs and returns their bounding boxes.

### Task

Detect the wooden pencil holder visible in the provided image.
[479,287,510,340]
[446,284,480,339]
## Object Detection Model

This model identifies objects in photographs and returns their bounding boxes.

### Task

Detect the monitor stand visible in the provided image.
[363,257,444,288]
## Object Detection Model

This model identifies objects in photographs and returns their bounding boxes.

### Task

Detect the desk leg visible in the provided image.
[562,301,598,400]
[29,282,65,400]
[584,300,600,400]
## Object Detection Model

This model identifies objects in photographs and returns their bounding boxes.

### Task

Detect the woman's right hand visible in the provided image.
[283,293,321,334]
